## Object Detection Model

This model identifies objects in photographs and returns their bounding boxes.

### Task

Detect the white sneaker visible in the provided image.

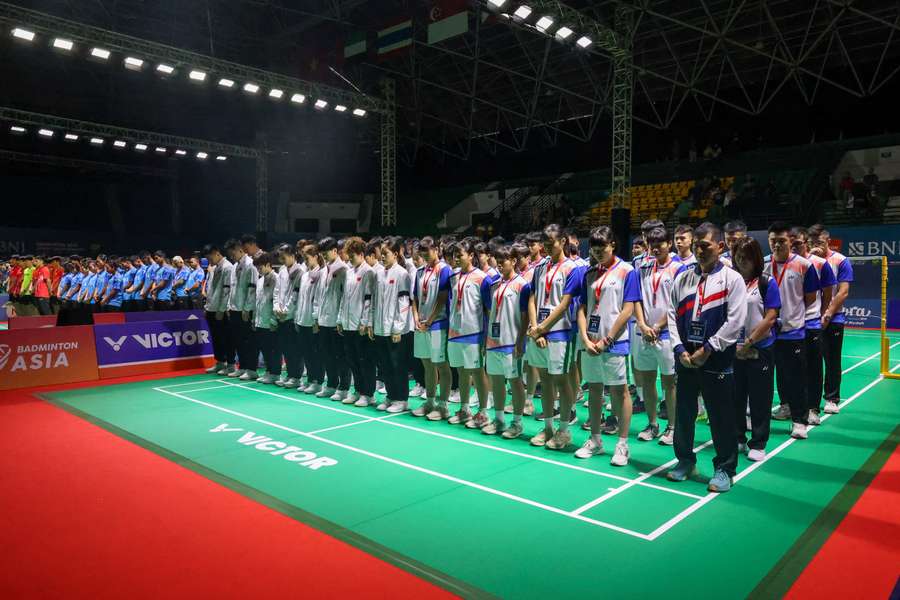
[386,401,408,414]
[412,401,436,417]
[316,387,336,398]
[449,389,461,404]
[329,390,345,402]
[342,393,358,405]
[228,368,244,378]
[791,422,808,439]
[747,448,766,462]
[575,438,605,459]
[772,404,792,420]
[217,364,234,376]
[258,373,277,384]
[354,395,374,407]
[376,381,387,394]
[376,400,389,411]
[282,377,298,388]
[448,409,472,425]
[274,375,288,387]
[658,426,674,446]
[410,384,426,398]
[206,362,225,374]
[823,401,840,414]
[303,383,322,395]
[807,410,821,426]
[239,370,258,381]
[610,441,630,466]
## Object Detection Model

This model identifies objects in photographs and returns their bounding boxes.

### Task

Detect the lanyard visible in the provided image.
[593,259,620,311]
[421,265,436,300]
[650,260,668,307]
[456,270,472,310]
[543,260,564,306]
[494,277,515,321]
[771,255,793,287]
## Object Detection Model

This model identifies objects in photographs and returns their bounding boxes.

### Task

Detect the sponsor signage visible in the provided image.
[124,310,204,323]
[9,315,58,329]
[0,325,99,390]
[93,318,214,378]
[92,312,126,325]
[210,423,338,471]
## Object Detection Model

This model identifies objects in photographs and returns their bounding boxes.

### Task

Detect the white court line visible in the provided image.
[570,440,714,516]
[165,382,257,394]
[154,378,231,390]
[153,386,652,541]
[643,359,900,541]
[216,379,703,500]
[305,411,409,435]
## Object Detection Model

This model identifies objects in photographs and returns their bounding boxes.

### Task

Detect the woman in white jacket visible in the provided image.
[295,244,326,394]
[367,236,413,413]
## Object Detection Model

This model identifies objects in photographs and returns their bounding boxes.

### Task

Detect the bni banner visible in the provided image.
[93,318,214,378]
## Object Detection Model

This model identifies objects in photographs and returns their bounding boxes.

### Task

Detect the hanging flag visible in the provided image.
[343,31,367,59]
[427,0,469,44]
[377,19,413,57]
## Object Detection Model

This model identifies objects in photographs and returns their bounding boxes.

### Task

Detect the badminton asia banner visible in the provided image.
[93,318,215,378]
[0,325,99,390]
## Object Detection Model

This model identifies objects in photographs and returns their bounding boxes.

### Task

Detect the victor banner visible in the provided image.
[93,318,214,378]
[0,325,99,390]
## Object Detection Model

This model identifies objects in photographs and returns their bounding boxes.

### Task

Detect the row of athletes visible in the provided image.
[200,220,851,493]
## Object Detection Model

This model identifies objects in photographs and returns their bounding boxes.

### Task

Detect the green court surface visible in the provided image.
[44,331,900,599]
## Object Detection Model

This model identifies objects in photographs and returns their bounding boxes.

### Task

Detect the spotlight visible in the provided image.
[196,152,208,160]
[175,149,187,156]
[52,38,74,51]
[155,146,167,153]
[64,133,79,141]
[487,0,508,7]
[156,63,175,75]
[335,104,347,112]
[535,16,554,31]
[10,125,26,134]
[113,140,127,148]
[90,47,110,60]
[38,128,54,138]
[189,70,207,81]
[555,26,573,40]
[134,143,148,151]
[243,82,260,94]
[124,56,144,70]
[352,108,367,117]
[218,78,235,88]
[576,35,592,48]
[513,5,532,19]
[290,93,306,104]
[11,28,35,42]
[269,88,284,99]
[314,99,328,109]
[216,155,227,161]
[89,137,104,145]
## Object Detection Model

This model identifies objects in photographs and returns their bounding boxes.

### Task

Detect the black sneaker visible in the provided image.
[632,398,646,414]
[601,415,619,435]
[568,409,578,425]
[658,402,668,420]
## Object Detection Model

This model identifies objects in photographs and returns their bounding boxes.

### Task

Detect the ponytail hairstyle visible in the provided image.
[383,236,407,268]
[302,243,323,269]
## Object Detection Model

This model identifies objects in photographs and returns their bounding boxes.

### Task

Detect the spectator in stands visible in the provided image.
[707,201,725,224]
[839,172,854,209]
[674,197,693,224]
[703,143,715,161]
[688,139,698,163]
[863,167,878,191]
[724,188,737,218]
[862,168,881,215]
[740,173,757,205]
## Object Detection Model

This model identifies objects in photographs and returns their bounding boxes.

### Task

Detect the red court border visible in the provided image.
[0,371,460,599]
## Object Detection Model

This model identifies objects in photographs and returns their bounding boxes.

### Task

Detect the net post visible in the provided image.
[882,256,889,376]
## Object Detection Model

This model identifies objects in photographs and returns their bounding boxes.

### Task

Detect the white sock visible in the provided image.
[618,435,628,445]
[495,411,505,424]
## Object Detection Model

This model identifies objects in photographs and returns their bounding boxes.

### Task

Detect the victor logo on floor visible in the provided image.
[209,423,338,470]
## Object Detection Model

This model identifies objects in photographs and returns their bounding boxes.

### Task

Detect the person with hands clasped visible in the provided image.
[367,236,413,414]
[666,222,748,493]
[575,226,640,465]
[253,253,280,384]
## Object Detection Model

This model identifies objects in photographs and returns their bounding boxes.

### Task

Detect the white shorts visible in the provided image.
[582,352,627,385]
[448,340,484,369]
[486,351,523,379]
[526,338,574,376]
[632,333,676,375]
[413,328,448,363]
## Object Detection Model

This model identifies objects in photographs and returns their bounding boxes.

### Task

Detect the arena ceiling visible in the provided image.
[3,0,900,165]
